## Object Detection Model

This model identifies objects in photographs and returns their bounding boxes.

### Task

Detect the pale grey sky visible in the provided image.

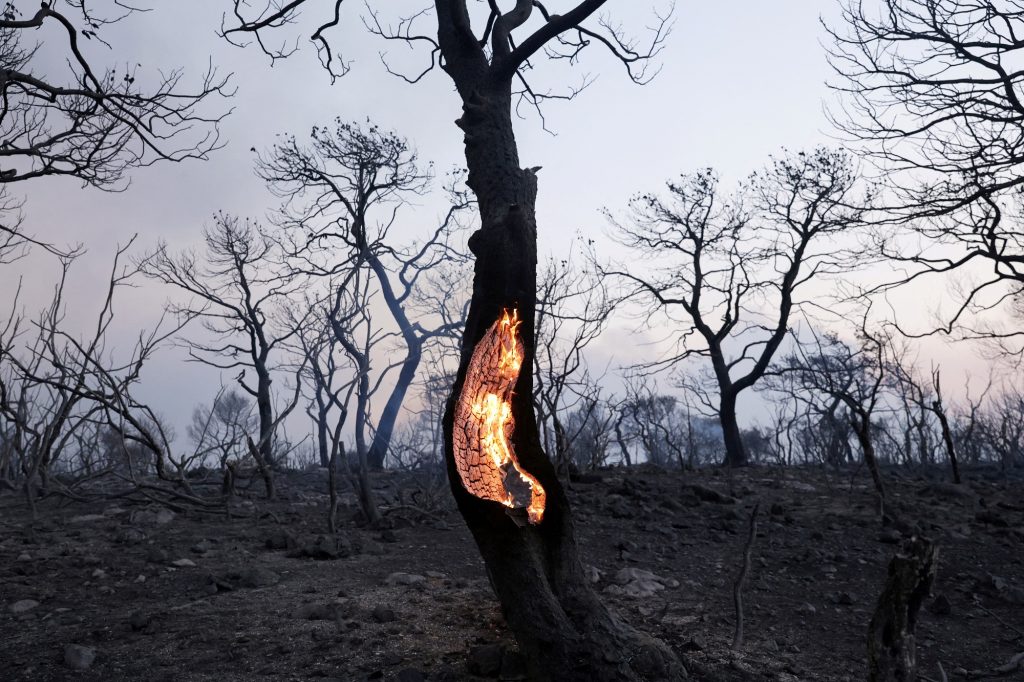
[5,1,990,439]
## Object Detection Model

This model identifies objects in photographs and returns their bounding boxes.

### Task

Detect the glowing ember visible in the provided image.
[453,309,546,524]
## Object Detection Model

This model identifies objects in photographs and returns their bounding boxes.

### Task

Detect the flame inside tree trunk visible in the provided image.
[453,309,546,525]
[441,83,686,681]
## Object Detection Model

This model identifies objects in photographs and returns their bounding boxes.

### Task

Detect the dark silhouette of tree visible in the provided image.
[533,248,614,474]
[187,388,259,468]
[0,240,187,514]
[140,214,306,497]
[257,120,471,470]
[608,148,865,467]
[768,324,891,515]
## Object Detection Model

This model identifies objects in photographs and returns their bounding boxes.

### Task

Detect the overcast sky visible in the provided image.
[1,1,993,441]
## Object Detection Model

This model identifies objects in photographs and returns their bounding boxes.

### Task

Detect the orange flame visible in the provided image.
[453,309,546,524]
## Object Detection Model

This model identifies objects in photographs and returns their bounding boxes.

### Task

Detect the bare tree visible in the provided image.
[533,248,614,474]
[929,368,962,484]
[0,240,187,514]
[608,147,865,467]
[140,214,306,497]
[257,119,471,470]
[0,1,229,188]
[768,324,891,513]
[219,2,684,677]
[187,388,258,469]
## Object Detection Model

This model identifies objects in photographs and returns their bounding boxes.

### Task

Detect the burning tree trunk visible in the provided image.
[441,84,684,681]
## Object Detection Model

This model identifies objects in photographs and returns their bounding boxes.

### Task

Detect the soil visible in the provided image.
[1,465,1022,681]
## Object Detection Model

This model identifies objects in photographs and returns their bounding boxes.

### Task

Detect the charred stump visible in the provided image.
[867,536,938,681]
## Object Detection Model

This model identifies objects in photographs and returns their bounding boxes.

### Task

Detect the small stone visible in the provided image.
[153,509,176,525]
[265,530,297,551]
[91,568,106,579]
[16,552,31,562]
[467,644,503,677]
[133,574,146,584]
[975,510,1009,527]
[190,540,213,555]
[69,514,106,524]
[371,605,396,623]
[681,636,705,652]
[238,567,281,589]
[287,535,352,560]
[9,599,39,614]
[384,572,425,587]
[128,611,150,631]
[116,528,147,545]
[878,529,902,544]
[295,604,335,621]
[63,644,96,671]
[796,602,817,614]
[145,547,169,564]
[171,558,196,568]
[928,594,952,616]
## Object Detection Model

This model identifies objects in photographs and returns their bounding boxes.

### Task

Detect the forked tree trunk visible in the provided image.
[442,84,686,682]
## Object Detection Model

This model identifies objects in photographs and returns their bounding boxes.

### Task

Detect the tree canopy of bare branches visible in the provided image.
[608,147,866,467]
[258,119,472,470]
[0,1,230,189]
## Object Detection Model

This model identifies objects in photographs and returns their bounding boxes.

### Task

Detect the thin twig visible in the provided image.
[732,501,760,650]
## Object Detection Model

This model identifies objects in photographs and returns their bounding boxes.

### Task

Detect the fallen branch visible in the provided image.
[732,501,760,650]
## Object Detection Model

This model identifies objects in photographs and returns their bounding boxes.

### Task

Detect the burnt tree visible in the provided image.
[608,148,865,467]
[258,120,470,470]
[140,214,307,497]
[767,321,892,514]
[221,1,683,678]
[867,537,938,682]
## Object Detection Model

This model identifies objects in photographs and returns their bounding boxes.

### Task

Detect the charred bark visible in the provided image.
[442,85,685,681]
[366,340,422,469]
[867,537,938,682]
[932,399,962,485]
[719,392,748,468]
[852,411,887,515]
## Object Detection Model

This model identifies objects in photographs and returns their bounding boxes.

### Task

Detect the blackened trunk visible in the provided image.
[932,403,961,484]
[315,388,330,469]
[852,412,886,511]
[366,342,422,469]
[720,393,748,468]
[442,84,685,681]
[353,379,381,526]
[867,537,937,681]
[256,369,275,468]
